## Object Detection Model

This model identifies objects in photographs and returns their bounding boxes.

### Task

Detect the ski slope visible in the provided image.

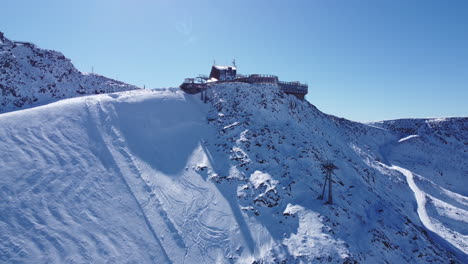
[0,84,466,263]
[0,89,252,263]
[390,165,467,254]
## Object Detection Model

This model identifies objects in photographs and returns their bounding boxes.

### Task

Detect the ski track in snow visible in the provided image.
[391,165,468,255]
[397,135,419,143]
[86,99,174,263]
[85,93,244,263]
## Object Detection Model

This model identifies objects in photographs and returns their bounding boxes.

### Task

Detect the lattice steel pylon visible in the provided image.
[318,160,338,204]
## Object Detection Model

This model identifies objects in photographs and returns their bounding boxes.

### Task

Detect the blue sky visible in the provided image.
[1,0,467,121]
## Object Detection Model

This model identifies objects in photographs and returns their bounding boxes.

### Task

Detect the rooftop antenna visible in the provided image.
[232,59,236,67]
[213,59,216,66]
[318,160,338,204]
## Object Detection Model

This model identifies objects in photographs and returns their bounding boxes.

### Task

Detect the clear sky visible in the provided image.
[1,0,467,122]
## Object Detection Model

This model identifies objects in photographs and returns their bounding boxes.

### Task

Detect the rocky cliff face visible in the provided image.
[0,32,138,113]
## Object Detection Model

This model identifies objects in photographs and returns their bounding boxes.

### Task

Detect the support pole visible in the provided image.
[320,175,327,200]
[327,172,333,204]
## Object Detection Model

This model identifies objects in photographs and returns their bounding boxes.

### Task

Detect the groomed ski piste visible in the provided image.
[390,165,467,254]
[1,82,466,263]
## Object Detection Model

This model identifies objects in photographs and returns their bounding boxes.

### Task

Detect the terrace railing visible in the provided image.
[278,81,308,94]
[235,74,279,84]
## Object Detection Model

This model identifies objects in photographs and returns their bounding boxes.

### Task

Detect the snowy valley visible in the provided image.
[0,34,467,263]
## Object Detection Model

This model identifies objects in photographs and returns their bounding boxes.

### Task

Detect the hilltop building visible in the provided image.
[181,64,308,100]
[209,65,237,81]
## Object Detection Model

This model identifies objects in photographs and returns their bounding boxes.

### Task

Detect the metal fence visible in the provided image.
[278,81,308,94]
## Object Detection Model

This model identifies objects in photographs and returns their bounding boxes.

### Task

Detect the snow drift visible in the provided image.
[0,81,466,263]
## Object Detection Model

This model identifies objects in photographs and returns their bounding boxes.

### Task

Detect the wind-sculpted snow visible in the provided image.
[0,83,466,263]
[0,32,138,113]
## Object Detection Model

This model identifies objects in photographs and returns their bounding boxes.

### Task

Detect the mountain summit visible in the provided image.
[0,32,138,113]
[0,34,466,263]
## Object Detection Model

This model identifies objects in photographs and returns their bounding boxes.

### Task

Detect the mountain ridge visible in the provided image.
[0,31,139,113]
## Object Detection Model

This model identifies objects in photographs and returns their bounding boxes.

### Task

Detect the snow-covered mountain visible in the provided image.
[0,32,139,113]
[0,80,466,263]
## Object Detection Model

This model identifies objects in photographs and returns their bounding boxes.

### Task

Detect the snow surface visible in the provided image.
[282,206,349,259]
[398,134,419,143]
[391,165,467,254]
[283,203,304,216]
[213,65,237,70]
[249,171,277,189]
[0,82,466,263]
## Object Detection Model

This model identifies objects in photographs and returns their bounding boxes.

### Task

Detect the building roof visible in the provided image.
[212,65,237,71]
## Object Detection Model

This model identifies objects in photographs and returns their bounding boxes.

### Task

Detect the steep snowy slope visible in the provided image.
[370,118,467,195]
[370,118,468,256]
[0,83,466,263]
[0,32,139,113]
[205,83,467,262]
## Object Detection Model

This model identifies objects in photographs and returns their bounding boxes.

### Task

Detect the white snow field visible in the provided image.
[1,83,466,263]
